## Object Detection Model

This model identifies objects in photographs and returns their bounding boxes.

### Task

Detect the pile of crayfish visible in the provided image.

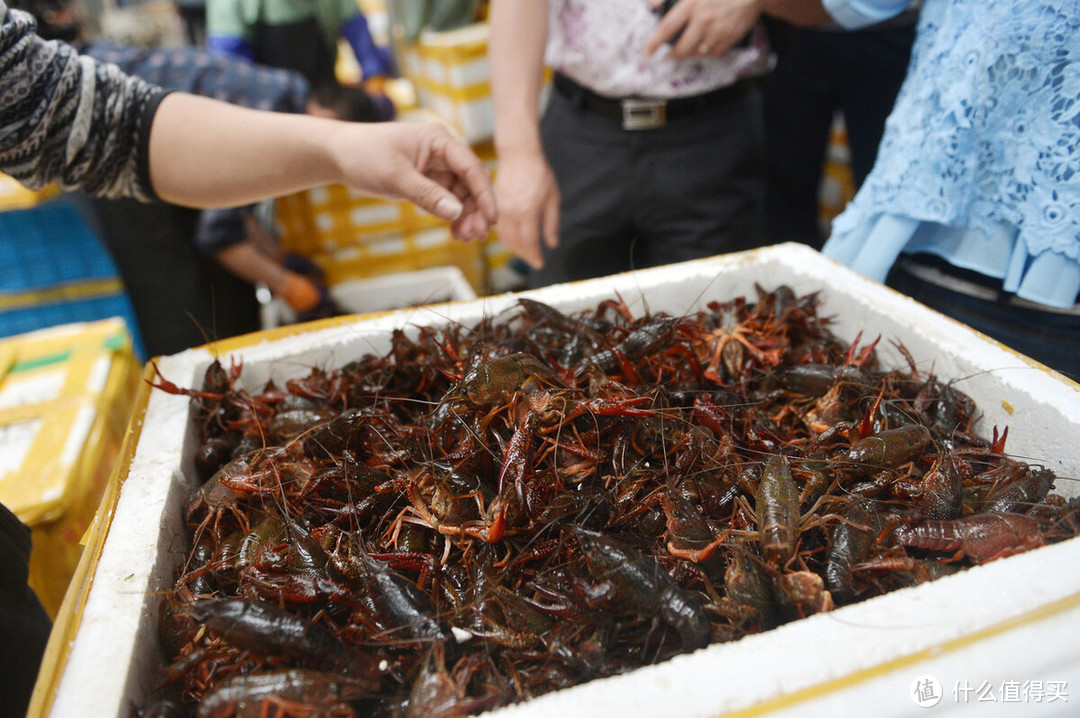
[142,285,1079,717]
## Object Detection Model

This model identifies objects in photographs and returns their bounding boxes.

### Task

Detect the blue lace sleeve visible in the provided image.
[824,0,1080,308]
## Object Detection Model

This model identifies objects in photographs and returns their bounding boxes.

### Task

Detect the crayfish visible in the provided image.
[146,286,1077,717]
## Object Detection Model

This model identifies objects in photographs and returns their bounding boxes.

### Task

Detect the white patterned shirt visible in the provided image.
[545,0,770,99]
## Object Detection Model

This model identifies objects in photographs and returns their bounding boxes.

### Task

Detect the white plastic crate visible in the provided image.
[33,244,1080,717]
[259,265,477,329]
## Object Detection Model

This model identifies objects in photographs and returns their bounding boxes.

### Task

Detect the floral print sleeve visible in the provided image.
[0,1,168,200]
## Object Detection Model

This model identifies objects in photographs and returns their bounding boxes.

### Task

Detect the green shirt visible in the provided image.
[206,0,361,52]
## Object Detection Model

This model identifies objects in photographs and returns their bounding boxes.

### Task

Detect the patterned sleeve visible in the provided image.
[0,2,168,200]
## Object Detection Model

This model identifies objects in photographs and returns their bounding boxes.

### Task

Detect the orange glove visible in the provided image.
[279,272,323,314]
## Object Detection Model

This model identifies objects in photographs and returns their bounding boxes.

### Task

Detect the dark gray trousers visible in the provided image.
[0,503,51,718]
[531,82,767,288]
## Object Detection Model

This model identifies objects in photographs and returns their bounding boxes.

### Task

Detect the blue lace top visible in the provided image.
[821,0,1080,308]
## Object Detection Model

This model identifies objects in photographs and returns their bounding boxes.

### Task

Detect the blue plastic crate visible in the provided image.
[0,200,146,358]
[0,293,140,341]
[0,201,120,289]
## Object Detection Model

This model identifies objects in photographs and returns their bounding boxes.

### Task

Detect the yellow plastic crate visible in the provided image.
[0,173,58,210]
[308,226,488,292]
[275,183,450,255]
[396,22,493,143]
[274,193,488,291]
[0,318,140,617]
[819,116,856,236]
[395,23,550,144]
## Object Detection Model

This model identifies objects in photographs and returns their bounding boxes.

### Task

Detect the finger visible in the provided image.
[428,169,469,201]
[498,213,543,269]
[541,194,560,250]
[449,191,474,228]
[430,135,498,224]
[452,195,485,240]
[520,237,544,269]
[450,213,472,241]
[447,175,471,202]
[440,174,489,240]
[457,205,491,242]
[404,171,465,221]
[643,1,693,56]
[452,214,478,241]
[425,167,457,190]
[671,19,708,60]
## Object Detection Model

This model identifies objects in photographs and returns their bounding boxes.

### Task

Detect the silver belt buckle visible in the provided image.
[621,98,667,130]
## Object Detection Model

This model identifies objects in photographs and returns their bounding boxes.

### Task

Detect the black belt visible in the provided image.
[898,254,1080,316]
[552,72,755,131]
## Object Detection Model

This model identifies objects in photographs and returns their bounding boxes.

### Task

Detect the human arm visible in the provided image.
[214,240,290,293]
[0,2,494,239]
[148,94,495,240]
[0,3,165,200]
[644,0,834,60]
[212,238,329,314]
[488,0,559,270]
[209,212,333,313]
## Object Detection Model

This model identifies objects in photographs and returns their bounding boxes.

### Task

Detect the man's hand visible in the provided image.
[492,151,560,270]
[644,0,763,60]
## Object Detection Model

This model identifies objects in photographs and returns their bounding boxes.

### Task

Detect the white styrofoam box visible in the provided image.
[420,91,494,144]
[43,244,1080,717]
[259,265,477,329]
[397,23,494,143]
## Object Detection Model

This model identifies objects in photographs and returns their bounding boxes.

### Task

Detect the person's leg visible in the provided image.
[762,27,837,249]
[635,84,767,268]
[533,91,638,287]
[85,197,261,356]
[0,503,52,718]
[835,23,916,188]
[176,2,207,47]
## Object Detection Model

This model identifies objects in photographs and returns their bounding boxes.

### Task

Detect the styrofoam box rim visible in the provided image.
[53,244,1080,717]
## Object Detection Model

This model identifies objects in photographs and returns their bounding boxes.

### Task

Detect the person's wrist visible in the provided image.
[493,118,544,159]
[494,140,545,166]
[321,122,360,187]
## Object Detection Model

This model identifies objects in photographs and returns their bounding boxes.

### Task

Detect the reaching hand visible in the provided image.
[492,151,561,270]
[148,95,497,241]
[643,0,763,61]
[330,122,498,241]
